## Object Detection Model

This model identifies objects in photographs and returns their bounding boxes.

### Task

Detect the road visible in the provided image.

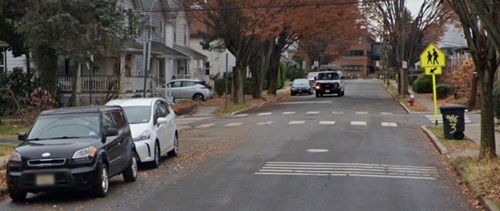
[0,79,476,210]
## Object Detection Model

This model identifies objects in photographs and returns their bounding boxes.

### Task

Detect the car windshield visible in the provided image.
[122,106,151,124]
[293,79,309,85]
[317,72,340,80]
[27,113,100,140]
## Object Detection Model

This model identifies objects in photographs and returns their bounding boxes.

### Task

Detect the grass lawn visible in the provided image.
[425,125,500,206]
[0,144,17,157]
[0,125,29,139]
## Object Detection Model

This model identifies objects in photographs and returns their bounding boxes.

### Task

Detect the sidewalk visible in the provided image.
[388,80,500,156]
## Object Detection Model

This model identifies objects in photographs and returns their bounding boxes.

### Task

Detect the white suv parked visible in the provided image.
[157,79,213,101]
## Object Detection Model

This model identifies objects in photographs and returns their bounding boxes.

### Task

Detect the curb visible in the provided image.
[453,164,500,211]
[230,96,284,116]
[420,125,448,155]
[379,80,413,114]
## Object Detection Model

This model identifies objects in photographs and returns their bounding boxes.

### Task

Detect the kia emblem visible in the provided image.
[42,152,51,157]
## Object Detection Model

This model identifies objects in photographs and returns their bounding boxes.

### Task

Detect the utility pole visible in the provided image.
[225,53,228,110]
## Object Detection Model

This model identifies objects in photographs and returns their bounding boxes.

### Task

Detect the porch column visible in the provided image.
[119,54,126,94]
[130,54,137,93]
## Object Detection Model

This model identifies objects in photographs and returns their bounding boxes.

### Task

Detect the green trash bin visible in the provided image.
[439,104,467,140]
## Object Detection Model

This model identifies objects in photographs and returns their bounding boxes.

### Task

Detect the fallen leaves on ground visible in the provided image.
[453,157,500,205]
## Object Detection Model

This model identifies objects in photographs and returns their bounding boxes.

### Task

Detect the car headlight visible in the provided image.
[315,85,321,89]
[9,152,22,162]
[72,146,97,161]
[133,130,150,141]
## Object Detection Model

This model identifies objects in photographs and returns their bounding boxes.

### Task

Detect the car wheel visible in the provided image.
[455,132,465,140]
[308,90,313,95]
[149,142,160,168]
[291,92,296,96]
[315,93,320,97]
[93,163,109,197]
[123,152,139,182]
[168,134,179,157]
[9,189,27,202]
[193,93,204,101]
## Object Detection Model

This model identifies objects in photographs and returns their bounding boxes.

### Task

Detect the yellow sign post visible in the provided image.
[419,44,446,125]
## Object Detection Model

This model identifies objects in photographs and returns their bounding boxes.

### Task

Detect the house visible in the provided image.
[188,15,236,78]
[332,35,376,78]
[57,0,207,105]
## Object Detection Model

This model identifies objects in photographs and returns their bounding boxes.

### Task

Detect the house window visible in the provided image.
[348,50,364,56]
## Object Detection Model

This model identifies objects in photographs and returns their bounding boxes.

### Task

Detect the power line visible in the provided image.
[128,0,385,13]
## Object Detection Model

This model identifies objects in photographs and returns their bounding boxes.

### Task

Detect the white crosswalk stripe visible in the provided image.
[425,115,471,123]
[319,121,336,125]
[306,111,320,115]
[381,122,398,127]
[351,121,367,126]
[258,112,272,116]
[195,123,215,129]
[332,111,344,114]
[255,161,438,180]
[225,122,244,127]
[282,111,296,115]
[289,121,306,125]
[356,111,368,115]
[381,112,394,115]
[257,121,274,125]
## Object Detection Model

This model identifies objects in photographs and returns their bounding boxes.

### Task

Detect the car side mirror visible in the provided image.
[157,117,168,125]
[18,133,27,141]
[105,128,119,137]
[314,77,317,80]
[341,76,345,79]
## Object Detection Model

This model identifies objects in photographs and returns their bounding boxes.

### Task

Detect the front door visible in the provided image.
[102,112,123,175]
[154,101,171,155]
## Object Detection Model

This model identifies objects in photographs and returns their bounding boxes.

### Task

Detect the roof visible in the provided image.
[106,97,162,107]
[152,41,190,59]
[40,106,121,115]
[0,40,8,48]
[174,44,207,60]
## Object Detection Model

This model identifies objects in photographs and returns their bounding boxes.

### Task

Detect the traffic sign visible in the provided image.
[420,44,446,68]
[425,67,442,75]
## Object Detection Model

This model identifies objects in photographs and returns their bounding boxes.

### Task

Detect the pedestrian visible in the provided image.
[427,51,432,65]
[432,49,439,65]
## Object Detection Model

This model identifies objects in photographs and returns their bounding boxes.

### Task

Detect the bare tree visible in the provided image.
[446,0,499,159]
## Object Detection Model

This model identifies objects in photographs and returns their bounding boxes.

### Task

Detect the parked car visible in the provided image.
[306,71,320,86]
[106,98,178,168]
[156,79,213,101]
[314,71,345,97]
[291,78,313,96]
[7,106,138,201]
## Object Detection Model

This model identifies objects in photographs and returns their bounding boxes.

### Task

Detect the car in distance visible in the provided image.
[7,106,138,201]
[157,79,213,101]
[290,78,313,96]
[314,71,345,97]
[106,98,179,168]
[306,71,320,86]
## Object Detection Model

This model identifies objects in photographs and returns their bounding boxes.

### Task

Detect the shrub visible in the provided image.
[412,74,433,93]
[436,84,452,99]
[213,73,232,97]
[493,80,500,120]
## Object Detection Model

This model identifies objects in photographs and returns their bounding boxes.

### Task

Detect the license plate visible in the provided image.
[325,90,330,93]
[36,174,55,186]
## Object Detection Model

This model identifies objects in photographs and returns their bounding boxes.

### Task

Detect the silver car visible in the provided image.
[158,79,213,101]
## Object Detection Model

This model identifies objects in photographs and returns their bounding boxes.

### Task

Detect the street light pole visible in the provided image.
[225,52,228,110]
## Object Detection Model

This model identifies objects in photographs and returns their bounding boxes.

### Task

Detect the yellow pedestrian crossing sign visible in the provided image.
[420,44,446,69]
[425,67,442,75]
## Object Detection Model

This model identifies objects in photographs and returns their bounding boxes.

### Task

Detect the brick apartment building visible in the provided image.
[333,35,376,78]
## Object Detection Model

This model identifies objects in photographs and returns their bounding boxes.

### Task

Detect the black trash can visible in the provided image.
[439,104,467,140]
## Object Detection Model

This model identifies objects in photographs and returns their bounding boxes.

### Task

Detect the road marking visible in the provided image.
[257,121,274,125]
[381,122,398,127]
[225,122,243,127]
[356,111,368,114]
[233,114,248,117]
[255,161,438,180]
[381,112,394,115]
[306,111,320,115]
[258,112,272,116]
[279,101,331,105]
[289,121,306,125]
[425,115,471,123]
[351,121,367,126]
[195,123,215,129]
[307,149,329,153]
[319,121,336,125]
[332,111,344,114]
[282,111,296,115]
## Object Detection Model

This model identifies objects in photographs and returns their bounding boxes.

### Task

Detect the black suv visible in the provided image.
[7,106,138,201]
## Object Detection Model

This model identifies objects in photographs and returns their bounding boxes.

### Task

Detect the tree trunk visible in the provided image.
[267,49,281,95]
[469,74,478,109]
[232,66,245,104]
[249,59,262,98]
[32,45,58,95]
[70,63,80,106]
[478,59,497,159]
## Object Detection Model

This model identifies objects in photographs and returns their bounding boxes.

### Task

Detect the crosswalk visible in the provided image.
[424,115,471,123]
[231,111,396,117]
[255,161,439,180]
[194,120,400,129]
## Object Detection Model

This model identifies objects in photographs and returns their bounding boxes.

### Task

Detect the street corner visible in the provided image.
[420,125,448,155]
